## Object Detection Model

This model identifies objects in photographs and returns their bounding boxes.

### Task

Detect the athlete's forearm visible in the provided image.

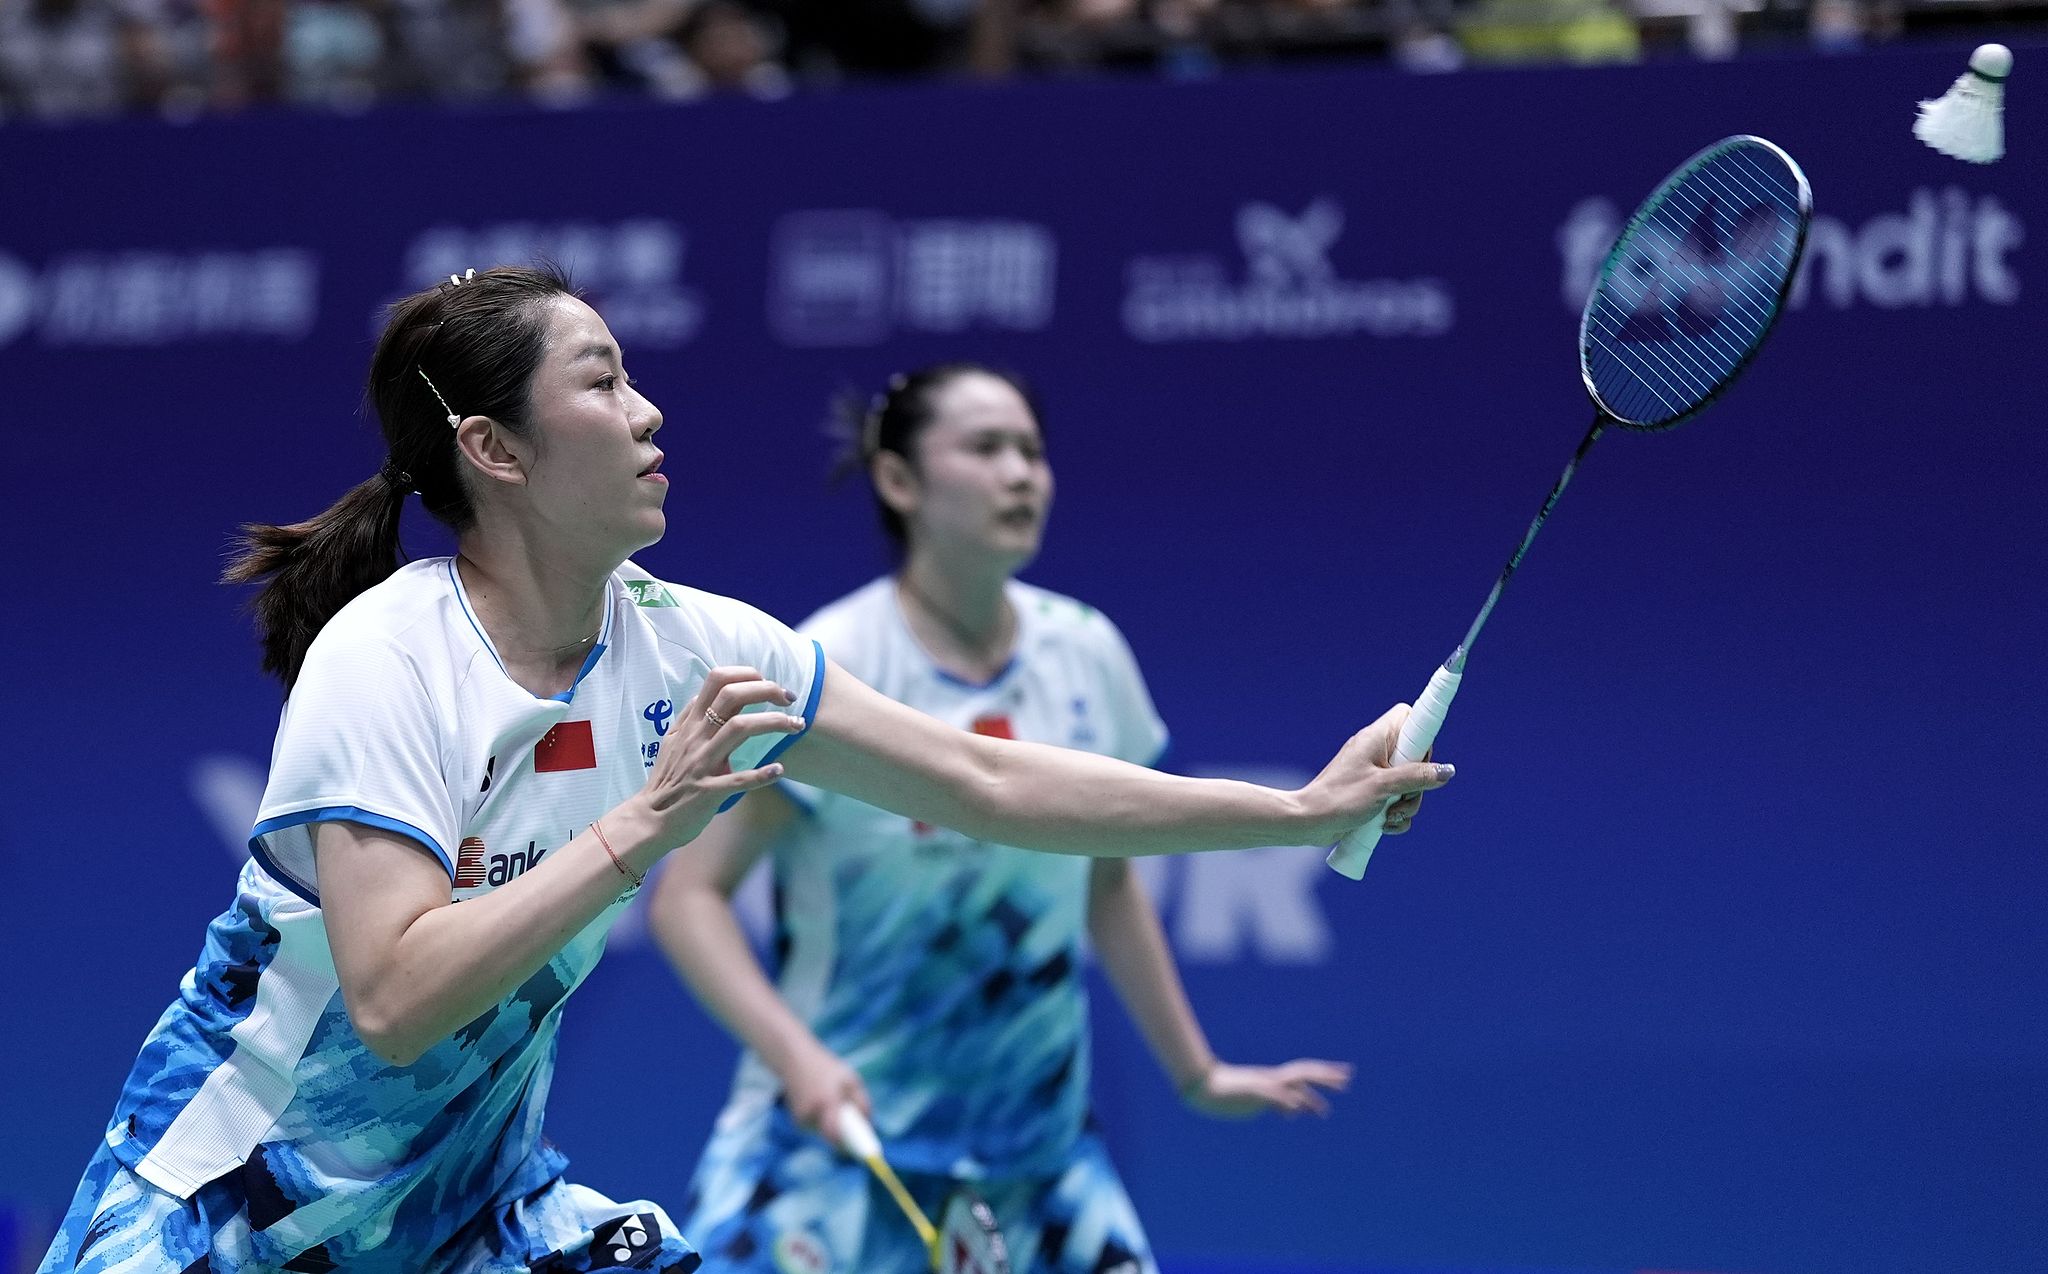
[1088,859,1216,1092]
[788,662,1326,857]
[648,879,829,1078]
[321,818,654,1066]
[967,741,1313,856]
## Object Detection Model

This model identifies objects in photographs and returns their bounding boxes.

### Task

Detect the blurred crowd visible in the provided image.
[0,0,2031,121]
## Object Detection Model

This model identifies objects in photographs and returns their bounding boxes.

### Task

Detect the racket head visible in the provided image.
[1579,135,1812,432]
[933,1188,1010,1274]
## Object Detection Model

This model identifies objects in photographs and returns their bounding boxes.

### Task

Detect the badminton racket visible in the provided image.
[836,1104,1011,1274]
[1329,135,1813,878]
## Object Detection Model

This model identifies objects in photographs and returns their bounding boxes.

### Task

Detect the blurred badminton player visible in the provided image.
[38,275,1452,1273]
[653,365,1375,1274]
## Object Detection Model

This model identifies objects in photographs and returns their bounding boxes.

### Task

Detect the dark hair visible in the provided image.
[223,263,577,688]
[832,362,1042,547]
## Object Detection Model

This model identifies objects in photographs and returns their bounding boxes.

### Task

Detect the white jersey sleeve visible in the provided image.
[1081,607,1170,767]
[618,564,825,807]
[251,626,460,901]
[767,583,885,815]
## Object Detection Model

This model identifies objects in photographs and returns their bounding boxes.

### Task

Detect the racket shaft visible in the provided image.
[1325,662,1462,879]
[837,1105,940,1254]
[871,1157,939,1256]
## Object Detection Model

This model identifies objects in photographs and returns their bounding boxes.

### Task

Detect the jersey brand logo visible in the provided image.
[625,580,677,607]
[593,1213,657,1265]
[534,721,596,772]
[479,755,496,793]
[1069,694,1097,747]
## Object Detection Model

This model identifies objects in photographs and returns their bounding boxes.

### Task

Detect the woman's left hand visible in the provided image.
[1180,1059,1353,1119]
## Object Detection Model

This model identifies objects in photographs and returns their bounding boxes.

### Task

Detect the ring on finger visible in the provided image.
[705,707,728,728]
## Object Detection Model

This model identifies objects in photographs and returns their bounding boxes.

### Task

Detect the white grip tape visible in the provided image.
[1325,663,1463,880]
[835,1103,882,1160]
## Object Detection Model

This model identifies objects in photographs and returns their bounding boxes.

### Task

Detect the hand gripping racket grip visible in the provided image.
[1325,662,1462,880]
[835,1103,884,1160]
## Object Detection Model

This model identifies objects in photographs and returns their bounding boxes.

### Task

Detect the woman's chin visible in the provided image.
[627,511,666,553]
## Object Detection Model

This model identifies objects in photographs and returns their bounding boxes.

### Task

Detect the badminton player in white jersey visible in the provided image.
[38,268,1450,1274]
[654,364,1389,1274]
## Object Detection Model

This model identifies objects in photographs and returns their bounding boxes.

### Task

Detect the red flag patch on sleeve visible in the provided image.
[970,714,1014,740]
[534,720,597,772]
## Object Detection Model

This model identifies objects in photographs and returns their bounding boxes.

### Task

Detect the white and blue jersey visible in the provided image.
[683,576,1167,1273]
[43,558,821,1274]
[714,577,1166,1172]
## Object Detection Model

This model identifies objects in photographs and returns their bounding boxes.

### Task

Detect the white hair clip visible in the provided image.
[419,368,462,429]
[448,267,476,286]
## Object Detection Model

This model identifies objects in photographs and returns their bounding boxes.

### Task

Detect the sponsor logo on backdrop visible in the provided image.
[769,210,1057,346]
[0,248,317,349]
[1559,186,2024,312]
[1122,198,1456,343]
[399,220,704,348]
[189,755,1338,965]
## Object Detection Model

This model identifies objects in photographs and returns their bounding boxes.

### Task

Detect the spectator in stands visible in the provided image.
[283,0,385,107]
[1,0,139,117]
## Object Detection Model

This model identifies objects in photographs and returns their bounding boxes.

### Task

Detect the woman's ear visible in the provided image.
[454,417,530,488]
[871,450,920,522]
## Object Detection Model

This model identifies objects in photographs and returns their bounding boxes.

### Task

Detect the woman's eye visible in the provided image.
[597,374,617,391]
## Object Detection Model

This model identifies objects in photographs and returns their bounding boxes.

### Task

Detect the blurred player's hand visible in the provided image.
[1181,1059,1352,1119]
[784,1042,871,1149]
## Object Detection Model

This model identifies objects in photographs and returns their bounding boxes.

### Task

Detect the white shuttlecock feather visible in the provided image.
[1915,43,2011,164]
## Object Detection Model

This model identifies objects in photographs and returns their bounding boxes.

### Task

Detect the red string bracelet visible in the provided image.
[589,818,642,890]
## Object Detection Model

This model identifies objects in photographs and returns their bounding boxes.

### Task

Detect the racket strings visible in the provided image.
[1590,182,1799,413]
[1608,170,1795,377]
[1584,142,1806,425]
[1601,152,1799,345]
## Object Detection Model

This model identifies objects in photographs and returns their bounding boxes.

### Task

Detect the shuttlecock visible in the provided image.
[1914,44,2010,164]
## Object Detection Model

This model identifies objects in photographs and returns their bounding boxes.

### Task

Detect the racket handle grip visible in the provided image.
[1325,662,1463,880]
[835,1103,883,1160]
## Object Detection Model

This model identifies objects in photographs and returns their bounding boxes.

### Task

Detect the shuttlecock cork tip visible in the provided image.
[1970,43,2013,80]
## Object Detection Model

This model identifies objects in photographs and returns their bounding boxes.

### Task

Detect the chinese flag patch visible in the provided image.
[534,720,596,772]
[970,714,1014,740]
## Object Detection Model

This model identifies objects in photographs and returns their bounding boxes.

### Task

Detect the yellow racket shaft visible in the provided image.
[868,1151,939,1258]
[837,1105,940,1262]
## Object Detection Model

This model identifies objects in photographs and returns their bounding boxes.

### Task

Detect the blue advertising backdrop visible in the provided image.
[2,43,2044,1274]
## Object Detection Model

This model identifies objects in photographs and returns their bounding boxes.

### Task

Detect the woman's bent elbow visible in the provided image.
[344,1000,431,1067]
